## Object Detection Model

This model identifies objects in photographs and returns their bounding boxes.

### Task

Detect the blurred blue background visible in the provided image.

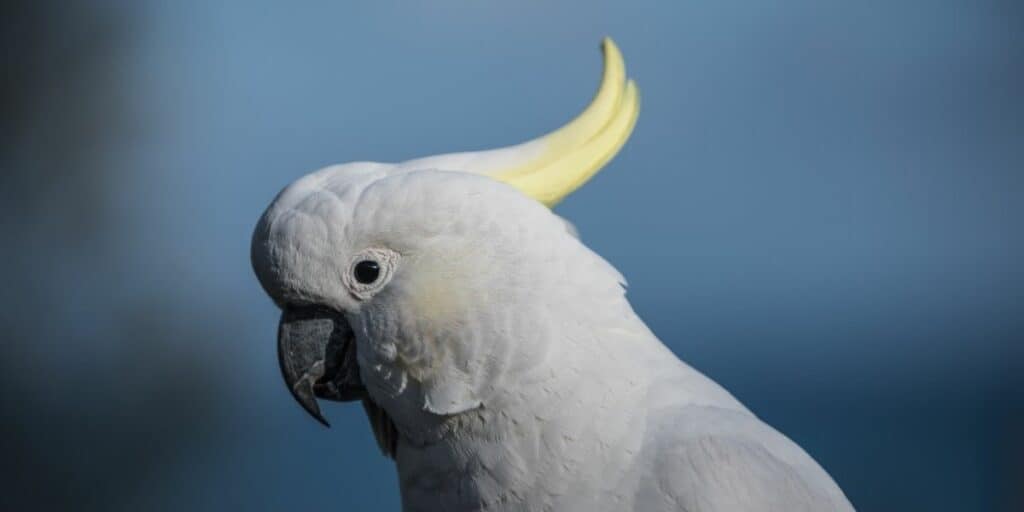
[2,1,1021,510]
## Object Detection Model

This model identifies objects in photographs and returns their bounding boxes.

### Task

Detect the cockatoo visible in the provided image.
[252,38,854,511]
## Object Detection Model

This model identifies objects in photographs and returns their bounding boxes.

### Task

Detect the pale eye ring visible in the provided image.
[344,248,399,300]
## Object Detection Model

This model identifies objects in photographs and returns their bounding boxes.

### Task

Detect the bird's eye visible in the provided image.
[346,248,398,299]
[353,260,380,284]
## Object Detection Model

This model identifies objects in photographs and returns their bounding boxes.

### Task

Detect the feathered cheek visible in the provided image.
[352,311,408,397]
[358,341,408,397]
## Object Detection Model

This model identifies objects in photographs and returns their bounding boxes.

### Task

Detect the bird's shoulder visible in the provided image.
[634,405,855,512]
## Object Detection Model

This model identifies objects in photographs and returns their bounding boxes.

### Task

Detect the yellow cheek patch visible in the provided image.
[408,273,459,322]
[402,254,469,325]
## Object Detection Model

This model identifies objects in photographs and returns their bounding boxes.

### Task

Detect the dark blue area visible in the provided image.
[2,1,1021,510]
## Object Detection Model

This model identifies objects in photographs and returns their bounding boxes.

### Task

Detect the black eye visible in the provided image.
[353,260,380,284]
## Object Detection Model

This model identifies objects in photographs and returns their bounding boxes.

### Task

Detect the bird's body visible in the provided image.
[251,39,854,511]
[396,347,851,511]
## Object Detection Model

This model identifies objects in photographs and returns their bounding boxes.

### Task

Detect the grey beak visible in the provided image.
[278,306,365,427]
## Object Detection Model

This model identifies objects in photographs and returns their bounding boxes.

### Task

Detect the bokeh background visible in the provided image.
[3,1,1021,510]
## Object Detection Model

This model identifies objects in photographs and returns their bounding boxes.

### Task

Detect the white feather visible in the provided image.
[251,163,855,511]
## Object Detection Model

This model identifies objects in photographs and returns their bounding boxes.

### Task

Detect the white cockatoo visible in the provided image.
[252,38,854,511]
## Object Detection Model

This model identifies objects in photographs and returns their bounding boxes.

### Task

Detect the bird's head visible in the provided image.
[250,38,639,453]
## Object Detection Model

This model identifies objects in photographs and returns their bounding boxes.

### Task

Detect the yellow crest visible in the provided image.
[398,38,640,207]
[490,38,640,206]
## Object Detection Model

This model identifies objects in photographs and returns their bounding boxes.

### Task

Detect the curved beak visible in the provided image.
[277,306,366,427]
